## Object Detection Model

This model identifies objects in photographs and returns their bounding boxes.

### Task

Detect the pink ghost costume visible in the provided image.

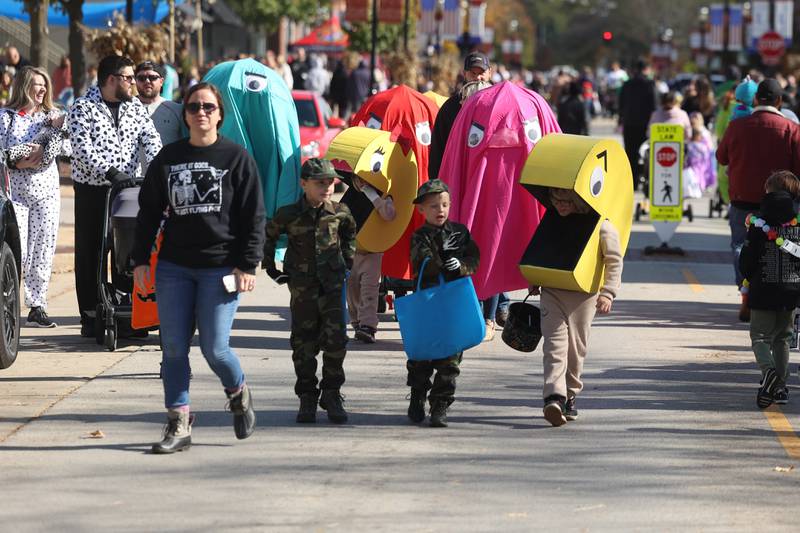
[438,81,559,299]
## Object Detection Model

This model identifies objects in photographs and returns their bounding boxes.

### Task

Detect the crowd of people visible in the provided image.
[1,40,799,451]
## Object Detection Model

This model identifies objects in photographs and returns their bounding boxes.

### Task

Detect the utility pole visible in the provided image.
[369,0,378,94]
[403,0,410,52]
[125,0,133,23]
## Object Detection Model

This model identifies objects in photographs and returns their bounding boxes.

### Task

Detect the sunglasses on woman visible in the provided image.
[185,102,218,114]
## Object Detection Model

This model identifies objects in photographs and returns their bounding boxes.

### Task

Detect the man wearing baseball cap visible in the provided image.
[428,51,493,181]
[135,61,185,156]
[718,78,800,320]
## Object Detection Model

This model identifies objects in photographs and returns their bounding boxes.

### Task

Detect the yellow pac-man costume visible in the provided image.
[519,134,633,293]
[327,127,418,253]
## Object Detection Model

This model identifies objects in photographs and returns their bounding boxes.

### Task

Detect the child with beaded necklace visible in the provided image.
[740,170,800,409]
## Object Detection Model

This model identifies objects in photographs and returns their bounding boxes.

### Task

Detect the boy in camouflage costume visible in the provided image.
[264,158,357,424]
[408,179,480,427]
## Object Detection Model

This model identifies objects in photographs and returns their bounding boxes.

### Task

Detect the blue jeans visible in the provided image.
[482,293,500,321]
[728,205,750,288]
[498,292,510,313]
[156,260,244,409]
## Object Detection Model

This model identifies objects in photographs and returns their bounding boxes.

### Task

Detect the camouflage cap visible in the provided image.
[301,158,340,180]
[413,179,450,204]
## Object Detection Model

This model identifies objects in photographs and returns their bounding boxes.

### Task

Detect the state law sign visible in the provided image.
[649,123,684,243]
[758,31,786,66]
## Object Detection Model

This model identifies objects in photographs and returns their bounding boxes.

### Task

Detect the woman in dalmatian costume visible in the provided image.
[0,66,70,328]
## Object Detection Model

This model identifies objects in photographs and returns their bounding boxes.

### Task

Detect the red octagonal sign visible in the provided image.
[657,146,677,167]
[758,31,785,65]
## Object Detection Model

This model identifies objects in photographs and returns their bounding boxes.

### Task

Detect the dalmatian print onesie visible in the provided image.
[0,109,70,309]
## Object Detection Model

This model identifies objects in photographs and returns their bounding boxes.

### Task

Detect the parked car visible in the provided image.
[0,149,22,369]
[292,90,345,163]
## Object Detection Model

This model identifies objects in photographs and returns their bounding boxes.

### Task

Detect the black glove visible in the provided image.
[105,166,137,188]
[266,267,289,285]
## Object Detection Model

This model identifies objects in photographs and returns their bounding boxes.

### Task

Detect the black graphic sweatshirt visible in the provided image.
[132,136,266,272]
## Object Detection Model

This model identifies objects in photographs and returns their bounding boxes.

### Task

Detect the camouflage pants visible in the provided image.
[406,353,462,405]
[289,282,348,396]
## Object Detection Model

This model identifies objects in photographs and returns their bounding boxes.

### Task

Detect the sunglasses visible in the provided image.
[114,74,135,83]
[185,102,218,114]
[136,74,161,83]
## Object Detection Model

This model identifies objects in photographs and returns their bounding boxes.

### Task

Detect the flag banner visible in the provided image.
[775,0,794,44]
[750,0,770,48]
[380,0,403,24]
[419,0,436,35]
[707,4,725,51]
[442,0,462,39]
[728,4,743,51]
[468,3,486,37]
[345,0,370,23]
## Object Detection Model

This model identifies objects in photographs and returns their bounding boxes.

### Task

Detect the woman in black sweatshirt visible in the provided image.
[132,82,266,454]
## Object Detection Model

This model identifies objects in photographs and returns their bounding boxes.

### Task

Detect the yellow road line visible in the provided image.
[681,268,704,293]
[763,405,800,459]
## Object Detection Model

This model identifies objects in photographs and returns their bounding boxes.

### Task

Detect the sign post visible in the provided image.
[646,123,684,255]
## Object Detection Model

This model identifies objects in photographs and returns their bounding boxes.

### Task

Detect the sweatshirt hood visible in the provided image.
[760,190,797,225]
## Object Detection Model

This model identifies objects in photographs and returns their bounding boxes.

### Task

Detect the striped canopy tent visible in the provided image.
[290,15,349,53]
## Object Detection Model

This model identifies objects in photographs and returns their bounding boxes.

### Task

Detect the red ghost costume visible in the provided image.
[350,85,439,279]
[439,81,560,299]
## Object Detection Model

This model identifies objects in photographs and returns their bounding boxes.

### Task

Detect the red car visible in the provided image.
[292,90,345,163]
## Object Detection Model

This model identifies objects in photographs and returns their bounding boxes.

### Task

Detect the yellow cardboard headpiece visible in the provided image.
[326,126,418,252]
[519,134,633,293]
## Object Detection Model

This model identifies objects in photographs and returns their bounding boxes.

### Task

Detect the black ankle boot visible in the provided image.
[429,400,448,427]
[408,388,426,423]
[152,410,193,454]
[319,389,348,424]
[296,392,318,423]
[226,384,256,440]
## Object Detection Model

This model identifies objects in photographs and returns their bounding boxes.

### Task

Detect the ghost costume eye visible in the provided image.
[467,122,485,148]
[366,113,382,129]
[415,121,432,145]
[370,147,385,173]
[523,118,542,144]
[244,72,268,92]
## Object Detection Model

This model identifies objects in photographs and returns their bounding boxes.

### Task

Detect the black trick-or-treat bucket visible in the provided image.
[501,295,542,353]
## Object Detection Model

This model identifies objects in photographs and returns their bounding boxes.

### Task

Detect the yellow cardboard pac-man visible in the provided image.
[327,126,418,253]
[423,91,448,108]
[519,134,633,293]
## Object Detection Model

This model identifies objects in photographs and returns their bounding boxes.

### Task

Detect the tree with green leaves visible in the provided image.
[227,0,326,27]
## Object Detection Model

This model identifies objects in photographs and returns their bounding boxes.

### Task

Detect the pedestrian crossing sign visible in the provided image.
[649,124,684,222]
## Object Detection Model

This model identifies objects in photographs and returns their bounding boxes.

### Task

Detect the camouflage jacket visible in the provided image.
[410,221,480,290]
[263,196,356,289]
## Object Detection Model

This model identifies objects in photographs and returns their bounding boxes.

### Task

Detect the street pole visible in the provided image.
[722,0,730,71]
[125,0,133,23]
[403,0,410,52]
[168,0,175,64]
[196,0,204,67]
[370,0,378,94]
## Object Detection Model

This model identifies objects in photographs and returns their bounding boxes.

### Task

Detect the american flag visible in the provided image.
[442,0,462,39]
[728,4,743,51]
[707,4,725,51]
[419,0,436,35]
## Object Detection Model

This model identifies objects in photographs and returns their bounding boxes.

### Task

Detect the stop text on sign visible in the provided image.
[657,146,677,167]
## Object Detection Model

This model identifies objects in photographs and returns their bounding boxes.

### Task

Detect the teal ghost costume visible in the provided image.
[203,59,302,258]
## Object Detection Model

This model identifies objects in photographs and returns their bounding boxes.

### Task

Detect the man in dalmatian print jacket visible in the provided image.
[67,54,162,338]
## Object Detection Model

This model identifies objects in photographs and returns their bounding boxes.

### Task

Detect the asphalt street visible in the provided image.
[1,119,798,532]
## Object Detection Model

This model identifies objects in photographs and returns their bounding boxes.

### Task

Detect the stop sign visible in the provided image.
[657,146,677,167]
[758,31,785,65]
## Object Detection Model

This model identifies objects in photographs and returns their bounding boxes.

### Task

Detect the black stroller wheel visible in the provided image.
[95,304,105,345]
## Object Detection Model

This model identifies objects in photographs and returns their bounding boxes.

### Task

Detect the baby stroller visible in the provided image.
[96,180,156,351]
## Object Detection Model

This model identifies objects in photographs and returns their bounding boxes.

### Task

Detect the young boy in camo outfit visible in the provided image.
[407,179,480,427]
[263,158,356,424]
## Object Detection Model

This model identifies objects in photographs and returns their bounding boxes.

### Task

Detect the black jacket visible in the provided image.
[557,95,589,135]
[619,74,658,127]
[739,191,800,310]
[428,94,460,181]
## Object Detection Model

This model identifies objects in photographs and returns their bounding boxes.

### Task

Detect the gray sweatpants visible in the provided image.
[750,309,794,387]
[541,287,598,400]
